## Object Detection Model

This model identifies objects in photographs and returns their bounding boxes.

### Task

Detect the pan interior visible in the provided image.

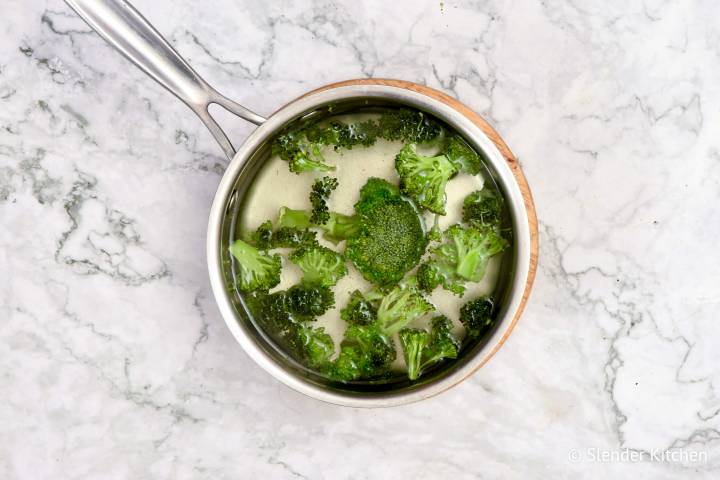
[218,97,516,395]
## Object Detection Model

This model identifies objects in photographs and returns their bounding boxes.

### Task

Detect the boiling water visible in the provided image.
[238,116,503,366]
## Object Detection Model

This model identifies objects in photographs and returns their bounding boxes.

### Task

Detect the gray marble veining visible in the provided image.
[1,0,719,478]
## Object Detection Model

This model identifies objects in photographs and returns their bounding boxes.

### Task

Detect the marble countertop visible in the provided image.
[2,0,719,478]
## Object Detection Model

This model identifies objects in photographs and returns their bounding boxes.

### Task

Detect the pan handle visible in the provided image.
[64,0,266,159]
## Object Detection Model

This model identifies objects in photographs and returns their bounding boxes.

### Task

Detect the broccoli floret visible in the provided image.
[376,279,435,335]
[252,220,274,249]
[272,227,318,248]
[417,223,507,295]
[272,128,336,174]
[377,108,442,144]
[229,239,282,292]
[353,177,403,214]
[277,207,359,244]
[443,134,482,175]
[398,328,430,380]
[416,261,465,296]
[272,109,443,174]
[322,212,360,243]
[252,220,317,249]
[459,296,495,339]
[463,189,503,227]
[285,284,335,317]
[277,207,312,229]
[444,224,508,282]
[346,178,427,285]
[340,290,377,325]
[248,290,335,369]
[329,324,396,381]
[399,316,459,380]
[309,176,339,225]
[424,315,460,365]
[284,324,335,369]
[395,143,458,215]
[289,244,347,287]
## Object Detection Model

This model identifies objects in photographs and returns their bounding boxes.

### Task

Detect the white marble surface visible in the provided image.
[2,0,719,478]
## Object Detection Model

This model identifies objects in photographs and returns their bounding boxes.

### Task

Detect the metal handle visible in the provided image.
[64,0,266,159]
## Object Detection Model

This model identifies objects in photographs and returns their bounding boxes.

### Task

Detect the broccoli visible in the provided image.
[278,178,427,284]
[340,290,377,325]
[252,220,274,249]
[276,207,358,244]
[272,128,336,174]
[289,244,347,287]
[462,189,503,227]
[285,284,335,317]
[443,134,482,175]
[353,176,402,214]
[328,119,379,149]
[416,260,465,296]
[277,207,312,230]
[271,227,318,248]
[417,223,507,295]
[395,143,458,215]
[346,178,427,285]
[443,224,508,282]
[247,290,335,370]
[252,220,317,250]
[271,108,443,174]
[376,279,435,335]
[459,296,495,339]
[377,108,443,144]
[229,239,282,292]
[322,212,360,243]
[328,323,396,381]
[399,316,459,380]
[309,176,339,225]
[284,324,335,369]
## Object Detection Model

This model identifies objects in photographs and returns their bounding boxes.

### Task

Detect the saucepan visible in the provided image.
[65,0,538,407]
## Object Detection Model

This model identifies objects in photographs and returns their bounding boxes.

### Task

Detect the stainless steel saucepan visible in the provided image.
[65,0,538,407]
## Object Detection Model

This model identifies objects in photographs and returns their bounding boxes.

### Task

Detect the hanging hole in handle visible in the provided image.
[205,103,260,159]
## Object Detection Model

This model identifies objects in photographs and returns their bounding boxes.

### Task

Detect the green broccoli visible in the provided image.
[276,207,359,244]
[459,296,495,339]
[322,212,360,243]
[289,244,347,287]
[252,220,317,250]
[395,143,458,214]
[346,178,427,285]
[271,108,443,174]
[278,178,427,285]
[277,207,313,230]
[377,108,442,144]
[272,128,336,174]
[271,227,318,248]
[252,220,274,250]
[329,323,396,381]
[247,290,335,370]
[228,239,282,292]
[329,119,379,149]
[284,324,335,369]
[285,284,335,317]
[399,316,459,380]
[340,290,377,325]
[462,189,503,227]
[442,224,508,282]
[376,279,435,335]
[310,176,339,225]
[443,134,482,175]
[416,260,465,296]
